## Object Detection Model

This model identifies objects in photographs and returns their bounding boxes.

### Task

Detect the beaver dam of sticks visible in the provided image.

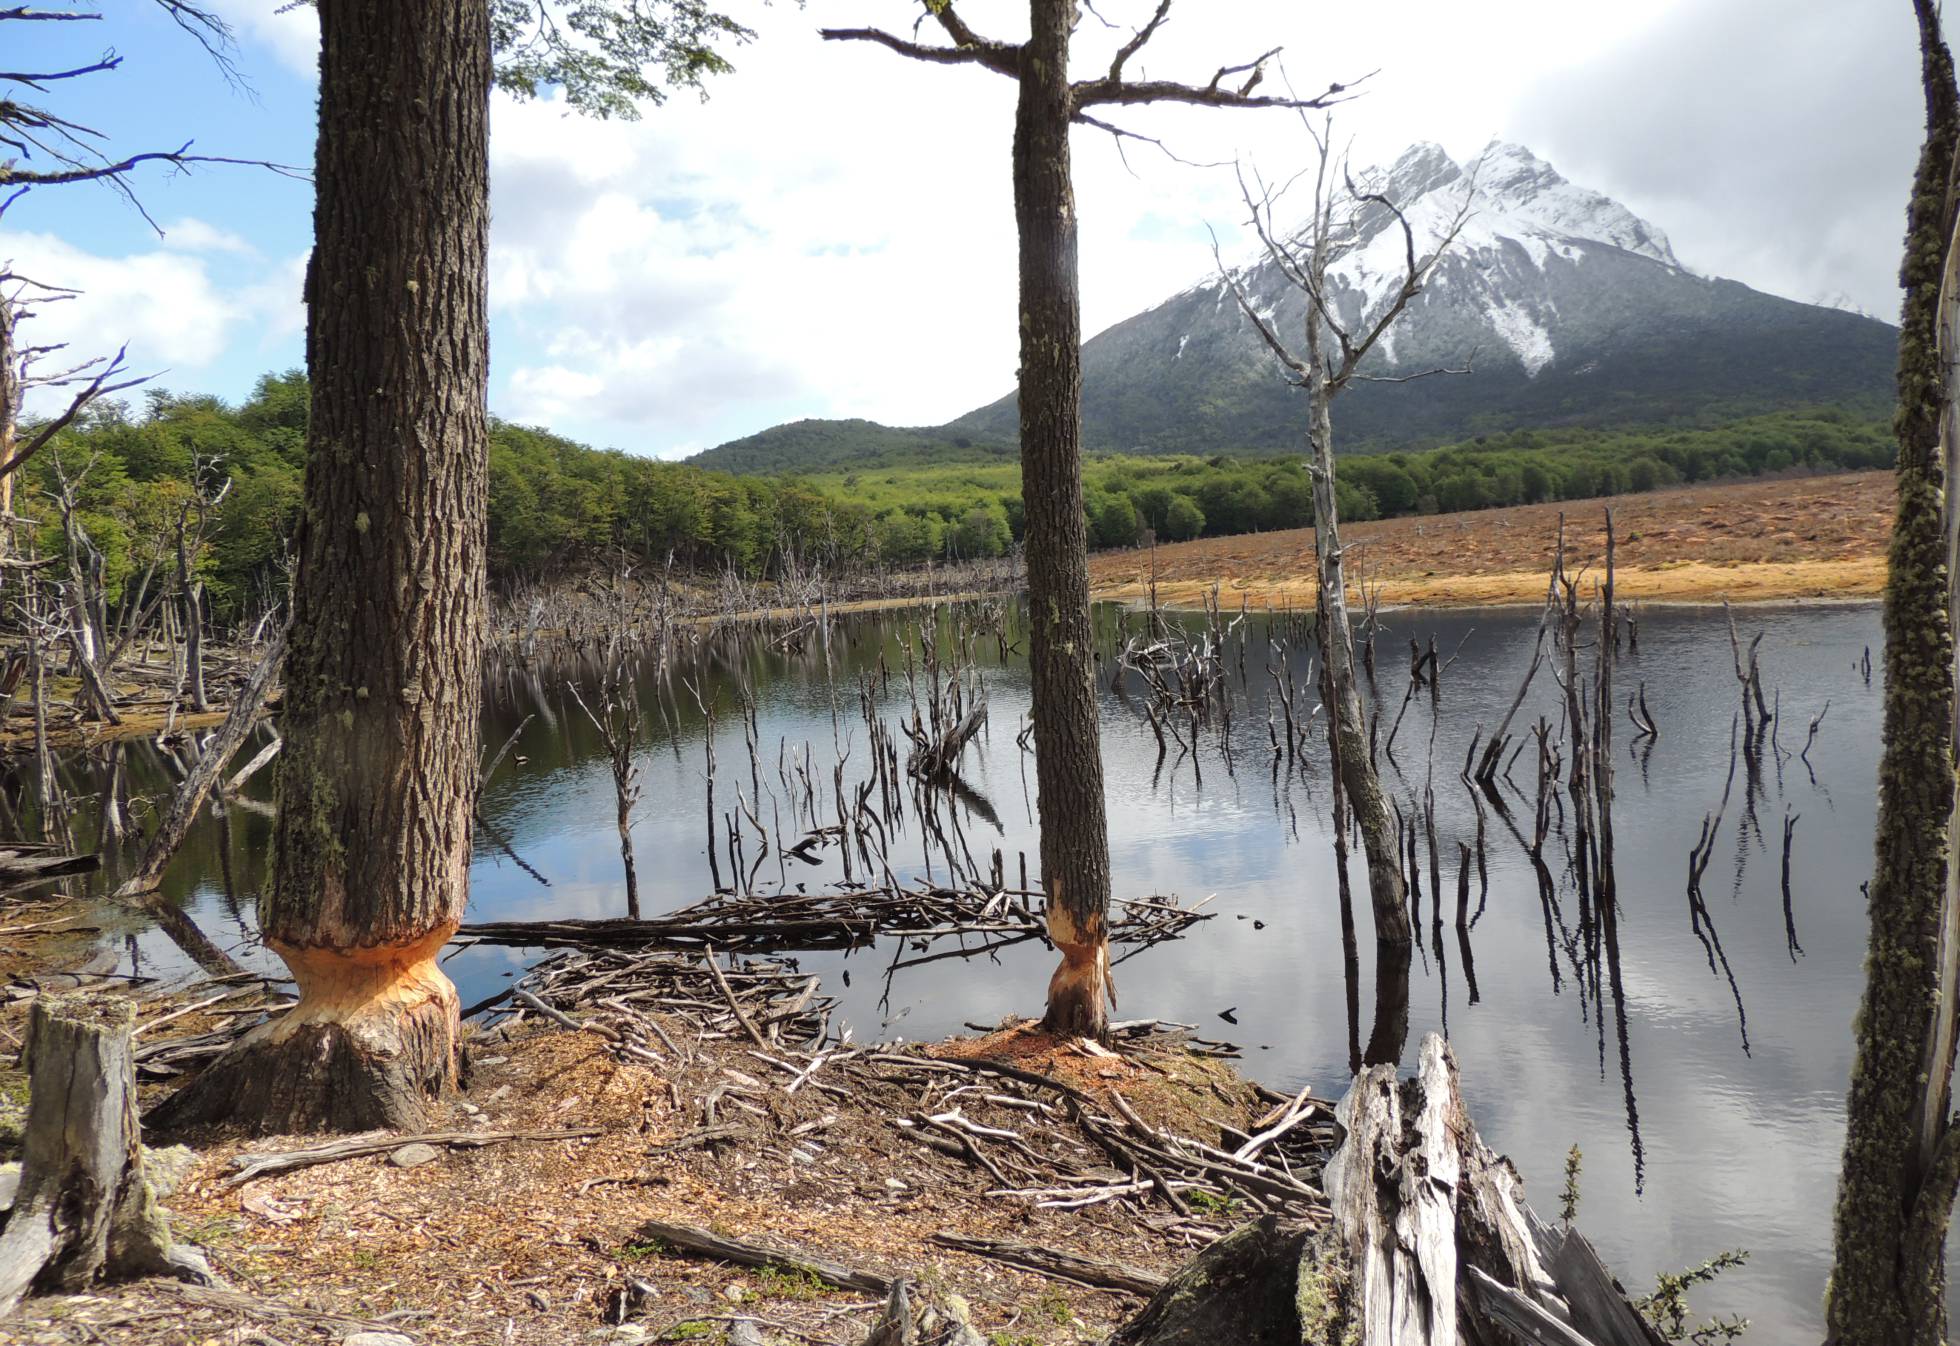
[0,512,1887,1341]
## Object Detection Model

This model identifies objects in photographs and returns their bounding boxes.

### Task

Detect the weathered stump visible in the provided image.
[858,1279,988,1346]
[1108,1033,1663,1346]
[0,992,213,1314]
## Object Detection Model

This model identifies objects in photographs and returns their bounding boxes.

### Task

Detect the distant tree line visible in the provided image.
[26,373,1889,616]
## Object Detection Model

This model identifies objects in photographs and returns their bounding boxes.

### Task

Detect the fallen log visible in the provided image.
[0,992,214,1313]
[0,847,99,896]
[633,1219,894,1296]
[928,1232,1164,1297]
[220,1126,603,1188]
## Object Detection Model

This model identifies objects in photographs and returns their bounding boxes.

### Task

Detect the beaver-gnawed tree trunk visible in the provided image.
[148,0,490,1135]
[1827,4,1960,1341]
[822,2,1342,1040]
[1015,0,1113,1040]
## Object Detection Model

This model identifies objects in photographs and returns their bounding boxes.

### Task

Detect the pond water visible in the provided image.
[69,596,1889,1340]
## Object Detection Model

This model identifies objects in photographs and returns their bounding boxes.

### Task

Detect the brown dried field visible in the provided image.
[1089,469,1896,609]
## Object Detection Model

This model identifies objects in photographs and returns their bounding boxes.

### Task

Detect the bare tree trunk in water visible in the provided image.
[1306,363,1409,949]
[148,0,489,1135]
[1015,0,1113,1040]
[1828,4,1960,1340]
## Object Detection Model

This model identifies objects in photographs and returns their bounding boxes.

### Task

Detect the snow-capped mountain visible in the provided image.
[950,140,1894,454]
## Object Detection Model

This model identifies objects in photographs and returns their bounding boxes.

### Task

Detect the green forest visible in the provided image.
[32,370,1890,619]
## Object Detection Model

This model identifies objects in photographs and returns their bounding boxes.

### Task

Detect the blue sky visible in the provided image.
[0,0,1922,459]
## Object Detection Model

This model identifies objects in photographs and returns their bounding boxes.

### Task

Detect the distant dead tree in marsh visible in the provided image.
[570,657,646,918]
[1213,113,1472,950]
[823,0,1353,1039]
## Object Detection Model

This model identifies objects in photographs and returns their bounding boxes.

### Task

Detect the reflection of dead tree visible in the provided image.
[570,657,645,918]
[1215,115,1472,950]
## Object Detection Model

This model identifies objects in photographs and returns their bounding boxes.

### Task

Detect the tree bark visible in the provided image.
[1827,4,1960,1342]
[1306,324,1410,949]
[1015,0,1114,1041]
[148,0,490,1136]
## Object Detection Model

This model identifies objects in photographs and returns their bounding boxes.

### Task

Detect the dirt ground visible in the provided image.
[1089,470,1896,609]
[0,924,1308,1346]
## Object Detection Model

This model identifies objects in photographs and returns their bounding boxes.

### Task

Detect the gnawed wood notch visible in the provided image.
[1110,1033,1662,1345]
[0,992,214,1314]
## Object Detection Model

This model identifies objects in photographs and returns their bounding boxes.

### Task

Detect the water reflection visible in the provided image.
[27,596,1893,1340]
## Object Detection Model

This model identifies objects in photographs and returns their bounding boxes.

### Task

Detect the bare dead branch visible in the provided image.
[0,57,122,86]
[0,344,150,483]
[1072,111,1226,173]
[1207,224,1309,386]
[818,25,1018,77]
[1351,357,1476,385]
[1107,0,1172,83]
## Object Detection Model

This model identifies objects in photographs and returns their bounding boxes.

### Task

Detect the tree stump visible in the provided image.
[0,992,213,1314]
[1107,1034,1662,1346]
[858,1279,987,1346]
[1105,1215,1316,1346]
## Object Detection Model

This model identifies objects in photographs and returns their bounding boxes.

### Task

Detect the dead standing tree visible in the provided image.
[822,0,1350,1038]
[1214,116,1471,949]
[569,657,646,918]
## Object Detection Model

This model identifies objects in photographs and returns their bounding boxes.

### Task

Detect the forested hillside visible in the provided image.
[29,372,1889,617]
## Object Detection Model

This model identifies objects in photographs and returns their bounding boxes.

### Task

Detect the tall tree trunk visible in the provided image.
[1305,323,1410,949]
[148,0,490,1135]
[1016,0,1113,1040]
[0,294,17,558]
[1827,4,1960,1340]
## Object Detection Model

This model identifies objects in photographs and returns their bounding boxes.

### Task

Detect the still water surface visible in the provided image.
[88,598,1885,1339]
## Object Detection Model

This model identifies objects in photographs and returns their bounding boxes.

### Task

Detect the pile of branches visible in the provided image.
[455,882,1215,955]
[863,1049,1334,1227]
[478,944,1333,1241]
[475,948,834,1057]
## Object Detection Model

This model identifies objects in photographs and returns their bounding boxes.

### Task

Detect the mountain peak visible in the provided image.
[1382,141,1463,198]
[1458,140,1678,267]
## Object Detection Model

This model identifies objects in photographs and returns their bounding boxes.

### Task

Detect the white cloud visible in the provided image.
[212,0,318,79]
[483,0,1727,455]
[160,217,259,256]
[1,232,245,410]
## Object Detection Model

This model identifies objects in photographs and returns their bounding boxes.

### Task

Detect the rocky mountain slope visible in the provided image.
[699,142,1895,470]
